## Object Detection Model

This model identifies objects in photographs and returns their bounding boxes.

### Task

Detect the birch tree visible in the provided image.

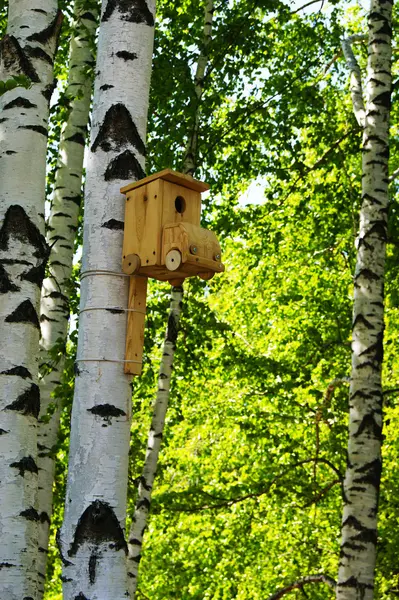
[58,0,156,597]
[337,0,393,598]
[37,1,99,595]
[0,3,61,598]
[127,2,214,594]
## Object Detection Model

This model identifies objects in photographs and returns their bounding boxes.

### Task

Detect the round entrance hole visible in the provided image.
[175,196,186,214]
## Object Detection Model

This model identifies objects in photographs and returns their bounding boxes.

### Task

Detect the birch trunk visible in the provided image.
[0,4,61,599]
[127,286,183,597]
[182,0,213,176]
[337,0,393,598]
[59,1,155,597]
[127,3,214,595]
[37,2,99,595]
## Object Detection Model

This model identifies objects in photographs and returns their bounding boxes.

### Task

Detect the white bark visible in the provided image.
[0,3,61,599]
[37,2,99,596]
[127,286,183,598]
[341,35,367,128]
[59,1,155,598]
[337,0,393,598]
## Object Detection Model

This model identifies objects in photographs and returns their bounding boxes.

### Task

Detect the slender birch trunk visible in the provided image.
[337,1,393,598]
[59,1,155,597]
[37,2,99,595]
[182,0,213,176]
[0,4,61,599]
[127,3,214,596]
[127,286,183,597]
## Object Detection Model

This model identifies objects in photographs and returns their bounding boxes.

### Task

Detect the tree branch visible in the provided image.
[165,458,344,512]
[341,34,367,127]
[267,574,336,600]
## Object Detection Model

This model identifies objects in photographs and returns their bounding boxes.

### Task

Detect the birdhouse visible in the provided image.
[120,169,224,376]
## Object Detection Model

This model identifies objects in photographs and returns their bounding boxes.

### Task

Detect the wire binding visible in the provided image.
[79,306,146,315]
[80,269,130,280]
[75,358,142,364]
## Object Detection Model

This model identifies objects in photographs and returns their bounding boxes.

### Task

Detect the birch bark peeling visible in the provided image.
[0,3,61,598]
[37,2,99,596]
[127,286,183,598]
[59,1,155,597]
[337,0,393,598]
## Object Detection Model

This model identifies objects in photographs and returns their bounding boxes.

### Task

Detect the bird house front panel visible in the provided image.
[122,178,163,268]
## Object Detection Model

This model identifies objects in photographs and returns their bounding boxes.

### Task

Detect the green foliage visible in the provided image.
[0,74,31,95]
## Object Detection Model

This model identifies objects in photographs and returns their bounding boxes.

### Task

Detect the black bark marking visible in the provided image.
[68,500,128,557]
[42,81,56,102]
[10,456,38,476]
[352,314,374,330]
[20,507,40,521]
[166,313,179,344]
[18,124,48,137]
[136,497,150,511]
[0,264,19,293]
[106,308,124,314]
[6,150,17,155]
[87,403,126,425]
[65,132,86,146]
[89,552,99,584]
[74,594,89,600]
[104,150,145,181]
[101,219,124,230]
[60,576,73,582]
[100,84,114,91]
[3,97,37,110]
[0,35,39,82]
[53,212,72,218]
[354,268,379,281]
[116,50,138,61]
[354,413,382,440]
[338,576,373,591]
[21,262,47,287]
[0,562,15,569]
[1,365,31,378]
[102,0,154,25]
[373,90,391,109]
[6,384,40,418]
[25,45,53,65]
[359,332,384,363]
[0,205,48,258]
[0,429,9,435]
[63,195,82,206]
[40,511,50,524]
[27,9,63,44]
[354,458,382,490]
[128,538,141,546]
[5,300,40,330]
[91,103,146,155]
[81,11,98,21]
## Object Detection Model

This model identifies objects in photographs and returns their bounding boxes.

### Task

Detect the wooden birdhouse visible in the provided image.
[120,169,224,376]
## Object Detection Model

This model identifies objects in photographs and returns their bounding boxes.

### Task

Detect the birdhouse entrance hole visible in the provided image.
[175,196,186,214]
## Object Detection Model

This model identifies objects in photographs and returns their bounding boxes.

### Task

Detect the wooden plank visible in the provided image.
[122,179,162,267]
[162,181,201,227]
[120,168,209,194]
[124,276,148,376]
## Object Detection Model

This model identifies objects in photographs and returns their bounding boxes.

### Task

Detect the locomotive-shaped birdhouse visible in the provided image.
[121,168,224,284]
[120,169,224,376]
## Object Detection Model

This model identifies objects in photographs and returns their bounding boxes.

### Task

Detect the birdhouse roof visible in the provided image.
[120,168,209,194]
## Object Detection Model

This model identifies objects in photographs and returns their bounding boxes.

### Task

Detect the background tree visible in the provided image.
[0,2,62,598]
